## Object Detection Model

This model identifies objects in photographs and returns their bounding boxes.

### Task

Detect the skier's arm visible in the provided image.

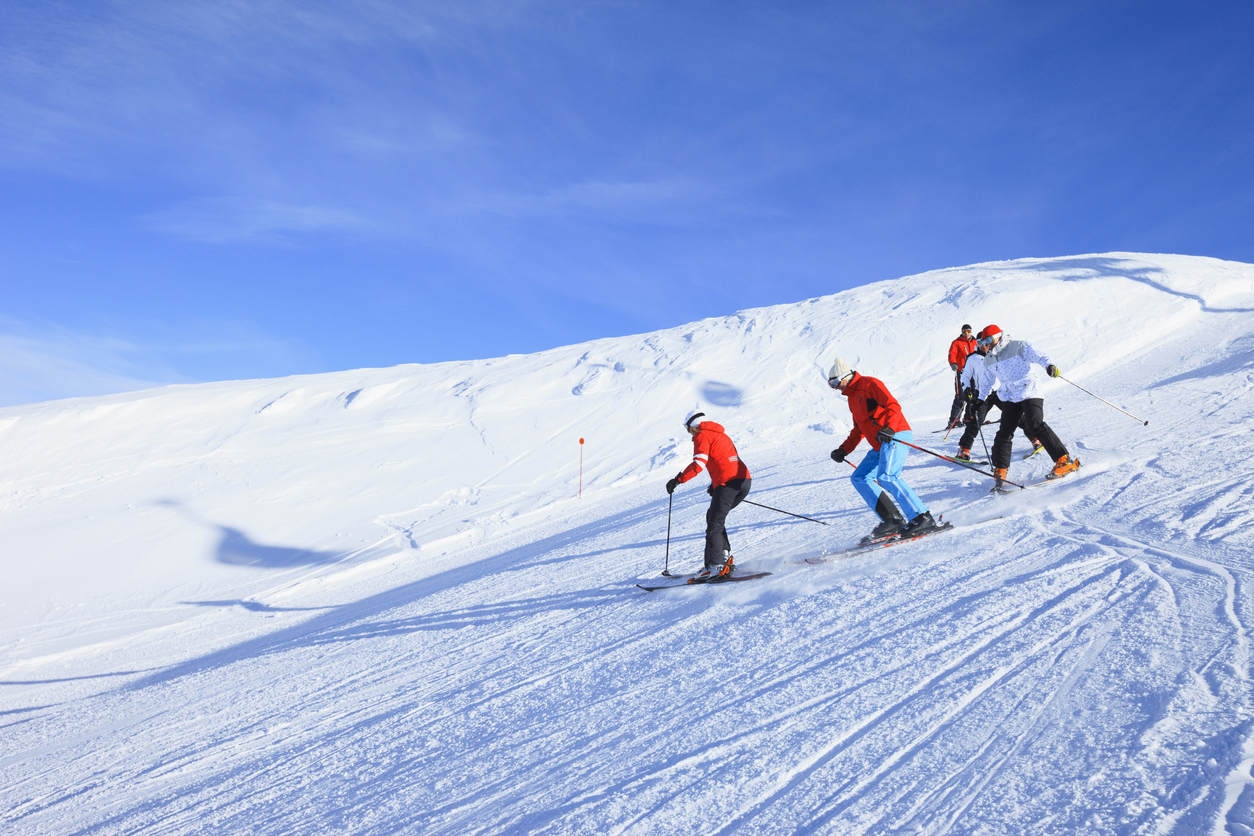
[835,426,862,458]
[1022,341,1053,371]
[677,436,709,483]
[960,362,977,391]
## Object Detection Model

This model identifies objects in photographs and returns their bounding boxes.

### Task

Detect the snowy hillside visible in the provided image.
[2,253,1253,834]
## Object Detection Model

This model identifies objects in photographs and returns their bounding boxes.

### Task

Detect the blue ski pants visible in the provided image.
[850,430,928,520]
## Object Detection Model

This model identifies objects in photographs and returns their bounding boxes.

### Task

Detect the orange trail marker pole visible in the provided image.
[578,437,585,497]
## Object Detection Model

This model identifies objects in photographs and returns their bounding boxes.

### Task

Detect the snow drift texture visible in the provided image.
[2,253,1253,834]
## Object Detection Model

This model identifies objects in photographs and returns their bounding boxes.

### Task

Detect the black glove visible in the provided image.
[964,384,980,403]
[665,477,679,495]
[830,448,846,463]
[1046,364,1060,378]
[876,427,896,445]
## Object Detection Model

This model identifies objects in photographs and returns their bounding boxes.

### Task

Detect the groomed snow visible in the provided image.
[2,253,1252,833]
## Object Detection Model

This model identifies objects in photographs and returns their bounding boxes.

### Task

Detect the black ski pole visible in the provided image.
[975,408,992,461]
[1058,374,1148,425]
[742,498,829,526]
[661,492,677,576]
[889,435,1026,489]
[977,422,992,462]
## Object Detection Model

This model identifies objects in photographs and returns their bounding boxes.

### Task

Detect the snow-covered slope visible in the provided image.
[2,253,1252,833]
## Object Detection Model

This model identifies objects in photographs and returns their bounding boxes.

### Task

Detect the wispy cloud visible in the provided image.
[0,316,318,407]
[144,197,366,245]
[0,329,170,407]
[458,176,740,227]
[0,2,504,208]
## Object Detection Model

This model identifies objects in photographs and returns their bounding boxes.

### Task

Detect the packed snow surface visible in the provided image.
[2,253,1253,834]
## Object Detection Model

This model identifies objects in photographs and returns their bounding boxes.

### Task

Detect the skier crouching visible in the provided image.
[826,358,937,540]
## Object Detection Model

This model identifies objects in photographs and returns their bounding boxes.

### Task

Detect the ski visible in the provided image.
[1021,445,1046,460]
[637,571,772,591]
[932,419,997,433]
[804,521,954,564]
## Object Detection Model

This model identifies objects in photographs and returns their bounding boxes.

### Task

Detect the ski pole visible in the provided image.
[1058,375,1148,425]
[742,498,829,526]
[942,373,962,440]
[977,420,992,462]
[972,404,993,461]
[661,492,678,576]
[888,435,1026,489]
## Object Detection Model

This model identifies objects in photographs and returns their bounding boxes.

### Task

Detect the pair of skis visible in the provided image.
[636,570,772,592]
[802,518,955,564]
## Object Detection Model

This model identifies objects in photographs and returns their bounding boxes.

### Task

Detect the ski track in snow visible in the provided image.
[2,254,1254,834]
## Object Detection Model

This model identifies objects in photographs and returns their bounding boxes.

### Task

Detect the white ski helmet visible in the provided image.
[683,411,706,431]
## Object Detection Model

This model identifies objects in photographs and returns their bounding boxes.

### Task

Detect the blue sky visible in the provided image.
[2,0,1252,406]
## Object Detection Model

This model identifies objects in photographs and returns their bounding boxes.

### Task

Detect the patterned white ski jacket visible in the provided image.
[983,337,1054,403]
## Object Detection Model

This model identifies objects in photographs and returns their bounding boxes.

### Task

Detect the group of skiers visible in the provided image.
[664,323,1080,579]
[947,323,1080,484]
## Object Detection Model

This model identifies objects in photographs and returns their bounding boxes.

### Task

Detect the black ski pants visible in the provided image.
[992,398,1067,469]
[959,392,1039,451]
[958,392,1000,450]
[705,477,751,567]
[947,371,965,426]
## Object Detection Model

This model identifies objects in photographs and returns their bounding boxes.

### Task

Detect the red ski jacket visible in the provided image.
[677,421,750,487]
[834,372,912,455]
[948,335,977,371]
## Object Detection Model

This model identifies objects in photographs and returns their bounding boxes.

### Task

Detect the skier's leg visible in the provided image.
[874,431,928,519]
[720,478,751,555]
[703,486,738,567]
[1017,398,1067,459]
[992,401,1022,469]
[849,449,883,511]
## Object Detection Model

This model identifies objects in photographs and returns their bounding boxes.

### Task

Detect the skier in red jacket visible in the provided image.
[946,324,978,429]
[827,358,937,540]
[666,412,751,578]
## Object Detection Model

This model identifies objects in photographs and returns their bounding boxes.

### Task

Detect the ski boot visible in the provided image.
[1047,454,1080,479]
[902,511,939,536]
[863,493,906,543]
